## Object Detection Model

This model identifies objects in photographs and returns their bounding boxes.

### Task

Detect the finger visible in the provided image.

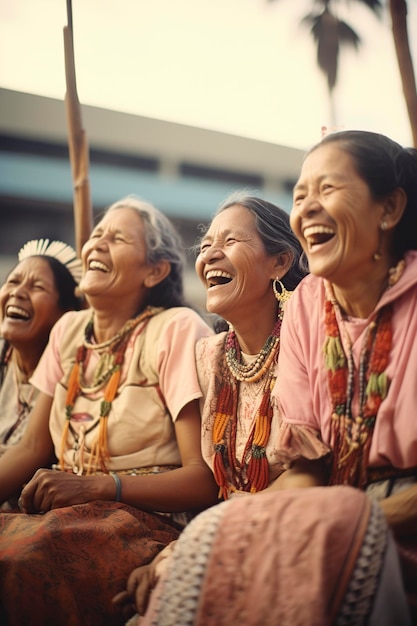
[112,590,131,606]
[135,571,154,615]
[19,478,39,513]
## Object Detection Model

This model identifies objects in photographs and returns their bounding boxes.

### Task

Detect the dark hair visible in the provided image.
[5,255,83,312]
[312,130,417,257]
[106,196,186,308]
[214,191,309,291]
[37,256,83,311]
[0,255,83,378]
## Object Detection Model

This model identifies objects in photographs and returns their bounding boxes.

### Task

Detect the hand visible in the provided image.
[112,541,176,617]
[112,564,155,620]
[18,468,104,513]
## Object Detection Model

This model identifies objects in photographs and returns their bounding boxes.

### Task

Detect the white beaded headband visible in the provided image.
[18,239,83,284]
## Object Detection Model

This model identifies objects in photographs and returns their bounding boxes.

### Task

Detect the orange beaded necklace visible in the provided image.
[60,306,161,474]
[212,309,284,499]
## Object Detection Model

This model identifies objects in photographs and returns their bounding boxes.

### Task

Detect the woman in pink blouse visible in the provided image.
[274,130,417,619]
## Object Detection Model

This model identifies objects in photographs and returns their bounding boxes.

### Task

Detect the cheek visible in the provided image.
[289,209,300,236]
[0,287,7,305]
[81,242,93,265]
[195,256,204,280]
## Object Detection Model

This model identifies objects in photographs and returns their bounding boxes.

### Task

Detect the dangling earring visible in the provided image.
[272,279,292,305]
[373,221,387,262]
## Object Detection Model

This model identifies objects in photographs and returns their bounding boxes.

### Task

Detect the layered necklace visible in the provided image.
[212,307,284,499]
[324,259,405,488]
[60,306,162,474]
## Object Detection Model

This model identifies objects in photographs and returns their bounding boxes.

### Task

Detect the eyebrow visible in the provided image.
[202,227,247,241]
[293,173,348,193]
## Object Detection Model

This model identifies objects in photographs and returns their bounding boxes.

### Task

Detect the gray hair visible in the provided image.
[106,196,186,308]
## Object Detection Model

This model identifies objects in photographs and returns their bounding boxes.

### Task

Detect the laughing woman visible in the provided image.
[113,193,309,623]
[0,240,83,508]
[274,131,417,619]
[0,240,83,455]
[0,196,217,626]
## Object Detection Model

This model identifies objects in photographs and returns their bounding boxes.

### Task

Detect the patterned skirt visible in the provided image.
[0,501,180,626]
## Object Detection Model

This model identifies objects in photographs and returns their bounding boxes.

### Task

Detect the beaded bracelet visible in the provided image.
[110,472,122,502]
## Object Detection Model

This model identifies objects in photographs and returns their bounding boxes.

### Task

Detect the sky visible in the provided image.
[0,0,416,151]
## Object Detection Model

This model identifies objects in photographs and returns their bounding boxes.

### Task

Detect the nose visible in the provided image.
[92,234,109,250]
[293,194,322,218]
[200,244,224,264]
[82,234,108,261]
[9,283,28,299]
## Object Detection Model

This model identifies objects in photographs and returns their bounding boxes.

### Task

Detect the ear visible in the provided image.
[382,187,407,229]
[269,251,294,281]
[144,260,171,288]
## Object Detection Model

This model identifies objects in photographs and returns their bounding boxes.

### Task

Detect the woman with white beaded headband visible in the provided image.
[0,239,83,509]
[0,197,218,626]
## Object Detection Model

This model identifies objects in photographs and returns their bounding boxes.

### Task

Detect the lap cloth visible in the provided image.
[141,486,411,626]
[0,501,180,626]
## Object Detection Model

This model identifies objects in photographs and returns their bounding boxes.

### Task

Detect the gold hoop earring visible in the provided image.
[272,279,292,305]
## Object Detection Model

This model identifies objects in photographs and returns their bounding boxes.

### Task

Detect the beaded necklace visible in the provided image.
[324,259,405,488]
[60,306,162,474]
[212,308,284,499]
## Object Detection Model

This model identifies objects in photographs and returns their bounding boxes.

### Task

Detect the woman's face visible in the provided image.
[0,257,64,349]
[195,205,279,322]
[291,143,385,287]
[80,207,155,302]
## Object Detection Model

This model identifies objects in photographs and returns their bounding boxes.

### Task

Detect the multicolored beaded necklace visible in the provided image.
[212,306,284,499]
[60,306,161,474]
[324,259,405,488]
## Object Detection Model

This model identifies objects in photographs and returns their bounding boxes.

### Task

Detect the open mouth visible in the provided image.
[88,260,110,272]
[303,225,335,247]
[5,305,30,320]
[205,270,233,289]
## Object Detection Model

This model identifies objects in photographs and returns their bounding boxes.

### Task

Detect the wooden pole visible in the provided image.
[63,0,93,257]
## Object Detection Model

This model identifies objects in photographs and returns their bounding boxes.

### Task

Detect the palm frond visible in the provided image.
[352,0,383,18]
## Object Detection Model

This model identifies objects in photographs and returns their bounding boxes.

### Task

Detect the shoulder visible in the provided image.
[149,307,213,334]
[285,275,324,319]
[51,309,92,353]
[196,331,226,360]
[53,309,91,333]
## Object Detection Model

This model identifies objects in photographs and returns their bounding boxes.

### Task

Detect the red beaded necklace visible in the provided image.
[324,260,405,487]
[212,310,284,499]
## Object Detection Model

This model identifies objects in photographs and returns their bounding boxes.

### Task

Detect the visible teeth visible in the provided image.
[6,306,30,320]
[303,226,335,238]
[89,260,110,272]
[205,270,233,281]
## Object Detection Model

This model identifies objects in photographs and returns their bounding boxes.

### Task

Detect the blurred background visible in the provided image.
[1,0,416,307]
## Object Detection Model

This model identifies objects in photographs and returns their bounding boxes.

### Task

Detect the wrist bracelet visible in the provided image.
[110,472,122,502]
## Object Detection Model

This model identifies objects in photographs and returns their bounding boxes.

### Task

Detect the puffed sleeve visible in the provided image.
[30,311,77,396]
[273,277,331,465]
[156,308,214,420]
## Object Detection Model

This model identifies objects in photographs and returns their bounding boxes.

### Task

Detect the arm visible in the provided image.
[19,399,219,513]
[379,483,417,537]
[0,392,55,505]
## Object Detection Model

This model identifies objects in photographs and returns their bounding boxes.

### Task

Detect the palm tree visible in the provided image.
[267,0,417,146]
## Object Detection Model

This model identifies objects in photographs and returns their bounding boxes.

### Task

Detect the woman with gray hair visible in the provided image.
[0,196,218,626]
